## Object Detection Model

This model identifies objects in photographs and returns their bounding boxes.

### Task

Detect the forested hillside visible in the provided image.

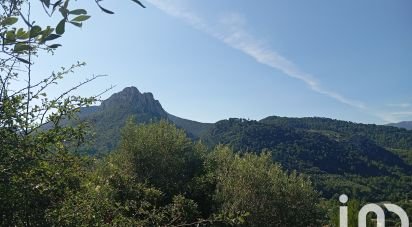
[261,116,412,150]
[203,118,412,201]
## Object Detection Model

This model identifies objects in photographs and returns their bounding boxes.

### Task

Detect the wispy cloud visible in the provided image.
[146,0,366,110]
[387,103,411,108]
[376,111,412,123]
[390,111,412,116]
[378,103,412,122]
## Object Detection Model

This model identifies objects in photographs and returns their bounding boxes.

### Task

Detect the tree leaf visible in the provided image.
[59,7,69,19]
[98,5,114,14]
[16,57,31,64]
[1,17,18,26]
[16,28,29,39]
[44,34,61,42]
[41,26,54,37]
[42,0,50,8]
[70,21,82,28]
[131,0,146,8]
[63,0,69,9]
[52,0,63,14]
[5,30,16,43]
[69,9,87,15]
[56,19,65,35]
[14,43,31,52]
[30,26,42,38]
[71,15,91,22]
[48,44,62,49]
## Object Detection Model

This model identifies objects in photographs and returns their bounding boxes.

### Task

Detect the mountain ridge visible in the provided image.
[78,87,412,156]
[387,121,412,130]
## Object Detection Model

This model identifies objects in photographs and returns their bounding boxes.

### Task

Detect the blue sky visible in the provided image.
[31,0,412,124]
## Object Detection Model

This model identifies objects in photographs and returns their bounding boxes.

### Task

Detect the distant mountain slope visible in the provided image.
[201,117,412,201]
[387,121,412,130]
[260,116,412,165]
[260,116,412,149]
[167,114,213,138]
[202,118,412,176]
[77,87,210,154]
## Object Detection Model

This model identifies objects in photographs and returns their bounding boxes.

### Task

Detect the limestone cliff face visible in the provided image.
[100,87,167,118]
[77,86,211,154]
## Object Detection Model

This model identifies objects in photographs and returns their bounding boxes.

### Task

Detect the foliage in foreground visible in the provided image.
[3,120,321,226]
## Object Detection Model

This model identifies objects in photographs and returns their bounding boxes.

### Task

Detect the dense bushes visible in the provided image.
[39,120,323,226]
[207,146,321,226]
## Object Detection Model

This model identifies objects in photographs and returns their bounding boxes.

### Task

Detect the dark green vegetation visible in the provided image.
[2,114,323,226]
[204,117,412,202]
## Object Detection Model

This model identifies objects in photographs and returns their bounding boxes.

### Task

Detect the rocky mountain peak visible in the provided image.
[100,86,166,116]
